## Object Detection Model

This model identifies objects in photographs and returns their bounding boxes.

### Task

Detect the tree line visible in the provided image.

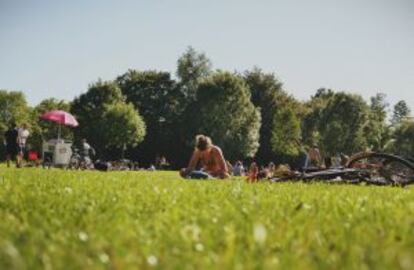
[1,47,413,168]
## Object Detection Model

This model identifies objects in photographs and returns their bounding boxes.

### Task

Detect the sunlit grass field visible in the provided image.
[1,167,414,269]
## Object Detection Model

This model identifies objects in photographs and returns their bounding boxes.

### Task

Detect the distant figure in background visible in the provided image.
[159,155,170,170]
[17,123,30,167]
[340,153,350,167]
[233,161,245,176]
[27,145,40,167]
[180,135,230,179]
[80,138,95,168]
[81,138,95,158]
[247,162,259,183]
[295,138,309,171]
[155,155,168,169]
[308,144,322,168]
[268,162,276,178]
[324,156,332,169]
[258,165,270,180]
[4,122,19,168]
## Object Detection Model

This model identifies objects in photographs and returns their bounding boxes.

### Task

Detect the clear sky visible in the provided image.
[1,0,413,110]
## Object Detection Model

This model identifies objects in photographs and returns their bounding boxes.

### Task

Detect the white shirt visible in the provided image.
[18,128,30,145]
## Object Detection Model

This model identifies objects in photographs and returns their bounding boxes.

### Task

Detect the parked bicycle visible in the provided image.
[68,147,94,170]
[271,152,414,187]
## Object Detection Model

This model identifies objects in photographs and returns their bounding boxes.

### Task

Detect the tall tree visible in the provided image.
[184,71,261,161]
[391,120,414,157]
[369,93,388,123]
[0,90,31,134]
[301,88,335,147]
[392,100,411,125]
[176,46,212,101]
[318,92,369,156]
[71,80,145,159]
[116,70,182,165]
[244,67,298,163]
[363,93,391,151]
[271,106,302,159]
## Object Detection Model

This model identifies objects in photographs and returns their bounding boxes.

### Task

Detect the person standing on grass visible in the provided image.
[4,122,19,168]
[180,134,230,179]
[17,123,30,167]
[81,138,95,162]
[308,144,322,168]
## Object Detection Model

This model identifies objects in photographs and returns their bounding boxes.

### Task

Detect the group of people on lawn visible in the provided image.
[3,120,324,178]
[4,122,31,168]
[180,134,324,180]
[180,135,322,181]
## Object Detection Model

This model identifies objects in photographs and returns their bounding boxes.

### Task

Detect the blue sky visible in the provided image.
[1,0,413,111]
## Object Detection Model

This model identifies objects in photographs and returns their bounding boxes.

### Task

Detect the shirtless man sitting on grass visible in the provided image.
[180,135,230,179]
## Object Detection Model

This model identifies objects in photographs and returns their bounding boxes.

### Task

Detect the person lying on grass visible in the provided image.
[180,135,230,179]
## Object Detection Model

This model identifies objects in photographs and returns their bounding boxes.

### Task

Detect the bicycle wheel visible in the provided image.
[347,152,414,186]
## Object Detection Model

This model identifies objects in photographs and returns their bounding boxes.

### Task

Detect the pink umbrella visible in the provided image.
[40,110,79,139]
[41,110,79,127]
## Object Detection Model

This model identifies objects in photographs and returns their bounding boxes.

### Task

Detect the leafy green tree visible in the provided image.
[244,68,291,162]
[176,46,212,101]
[391,120,414,156]
[185,72,261,161]
[363,93,391,151]
[100,102,146,157]
[369,93,388,123]
[0,90,31,133]
[318,92,369,156]
[244,68,305,163]
[301,88,335,147]
[71,80,144,159]
[116,70,182,165]
[392,100,411,125]
[314,88,336,99]
[271,107,301,158]
[30,98,72,152]
[302,90,372,156]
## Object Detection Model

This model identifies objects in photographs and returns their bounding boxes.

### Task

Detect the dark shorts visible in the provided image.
[6,144,18,156]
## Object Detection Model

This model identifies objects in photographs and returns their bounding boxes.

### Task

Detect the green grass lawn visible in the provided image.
[1,167,414,269]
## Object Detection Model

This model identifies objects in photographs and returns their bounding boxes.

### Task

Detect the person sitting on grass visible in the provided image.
[258,165,270,180]
[27,145,40,167]
[308,144,322,168]
[180,135,230,179]
[247,162,259,183]
[233,161,245,176]
[267,162,276,178]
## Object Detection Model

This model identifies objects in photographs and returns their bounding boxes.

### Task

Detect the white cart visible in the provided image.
[42,139,73,167]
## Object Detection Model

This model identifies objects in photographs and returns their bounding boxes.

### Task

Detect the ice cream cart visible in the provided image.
[42,139,73,167]
[40,110,79,167]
